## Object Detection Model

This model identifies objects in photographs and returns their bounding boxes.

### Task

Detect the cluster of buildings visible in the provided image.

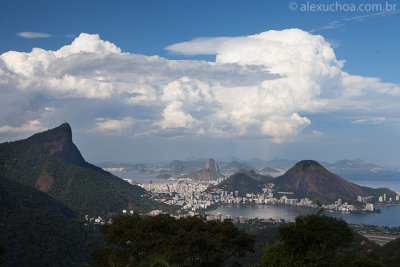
[139,179,214,210]
[140,180,283,211]
[86,179,399,227]
[324,199,357,212]
[139,179,379,213]
[377,193,400,203]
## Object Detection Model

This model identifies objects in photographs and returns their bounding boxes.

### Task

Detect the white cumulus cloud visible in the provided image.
[88,117,134,135]
[1,30,400,143]
[0,120,45,134]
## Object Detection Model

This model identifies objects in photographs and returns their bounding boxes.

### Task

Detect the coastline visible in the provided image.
[203,201,392,215]
[206,203,400,227]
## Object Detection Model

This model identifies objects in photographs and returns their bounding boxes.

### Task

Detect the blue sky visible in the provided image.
[0,0,399,166]
[1,0,399,81]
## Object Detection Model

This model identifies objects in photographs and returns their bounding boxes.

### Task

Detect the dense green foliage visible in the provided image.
[256,214,388,266]
[257,214,353,266]
[0,175,106,266]
[378,237,400,266]
[90,214,255,266]
[227,221,282,266]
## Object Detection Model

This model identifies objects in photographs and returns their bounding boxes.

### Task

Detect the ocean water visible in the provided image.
[208,204,400,227]
[333,170,400,192]
[108,170,173,184]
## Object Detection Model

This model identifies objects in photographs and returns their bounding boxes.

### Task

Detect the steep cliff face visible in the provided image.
[43,123,86,166]
[189,158,224,181]
[23,123,110,174]
[12,122,87,166]
[205,158,219,172]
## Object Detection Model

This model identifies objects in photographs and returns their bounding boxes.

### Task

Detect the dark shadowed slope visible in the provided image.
[0,176,104,266]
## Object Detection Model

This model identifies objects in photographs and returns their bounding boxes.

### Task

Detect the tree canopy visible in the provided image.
[256,213,390,266]
[257,214,355,266]
[90,214,255,266]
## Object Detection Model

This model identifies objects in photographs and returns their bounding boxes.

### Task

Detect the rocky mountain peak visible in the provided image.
[205,158,219,172]
[28,122,86,166]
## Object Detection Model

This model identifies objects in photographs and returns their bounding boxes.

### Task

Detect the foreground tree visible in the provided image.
[90,214,255,266]
[378,237,400,266]
[257,214,355,266]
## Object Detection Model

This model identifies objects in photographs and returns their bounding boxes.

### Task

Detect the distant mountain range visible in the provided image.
[320,159,384,172]
[100,157,386,178]
[257,158,385,173]
[259,158,298,170]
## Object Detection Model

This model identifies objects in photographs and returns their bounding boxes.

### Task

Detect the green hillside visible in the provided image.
[0,123,170,216]
[0,123,175,266]
[0,175,105,266]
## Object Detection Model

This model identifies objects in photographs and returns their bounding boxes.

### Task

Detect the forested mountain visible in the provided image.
[0,123,168,215]
[0,123,171,266]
